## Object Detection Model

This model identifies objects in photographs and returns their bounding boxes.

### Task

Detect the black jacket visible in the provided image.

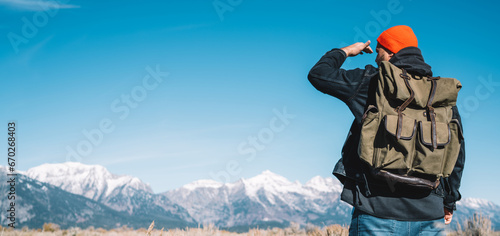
[308,47,465,221]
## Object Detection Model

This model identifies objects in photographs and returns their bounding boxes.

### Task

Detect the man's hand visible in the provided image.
[444,208,453,225]
[341,40,373,57]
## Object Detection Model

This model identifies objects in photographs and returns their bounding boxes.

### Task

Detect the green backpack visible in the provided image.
[358,61,463,189]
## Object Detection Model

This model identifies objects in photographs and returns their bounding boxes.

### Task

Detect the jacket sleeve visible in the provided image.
[308,49,367,103]
[443,105,465,211]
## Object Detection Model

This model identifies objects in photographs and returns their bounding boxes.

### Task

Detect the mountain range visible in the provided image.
[0,162,498,231]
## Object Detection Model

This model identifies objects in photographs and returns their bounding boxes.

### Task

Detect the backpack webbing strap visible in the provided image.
[426,77,440,149]
[395,69,415,140]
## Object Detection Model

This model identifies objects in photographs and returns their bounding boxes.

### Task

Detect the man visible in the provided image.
[308,25,465,235]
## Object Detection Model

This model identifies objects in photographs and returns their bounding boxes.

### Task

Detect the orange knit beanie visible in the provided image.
[377,25,418,54]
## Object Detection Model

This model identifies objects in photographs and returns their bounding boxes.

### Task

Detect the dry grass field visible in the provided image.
[0,223,349,236]
[0,214,498,236]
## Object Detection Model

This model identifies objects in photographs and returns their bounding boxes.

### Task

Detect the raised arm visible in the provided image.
[308,41,373,103]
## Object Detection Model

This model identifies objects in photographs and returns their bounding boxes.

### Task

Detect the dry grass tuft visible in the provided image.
[146,221,155,236]
[324,225,349,236]
[448,213,500,236]
[42,222,60,232]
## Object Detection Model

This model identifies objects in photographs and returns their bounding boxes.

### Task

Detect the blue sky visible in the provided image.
[1,0,500,205]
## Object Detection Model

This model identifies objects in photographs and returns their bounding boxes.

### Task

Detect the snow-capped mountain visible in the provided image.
[164,170,500,230]
[163,170,352,228]
[20,162,500,231]
[25,162,195,224]
[0,166,195,229]
[26,162,153,202]
[458,198,500,210]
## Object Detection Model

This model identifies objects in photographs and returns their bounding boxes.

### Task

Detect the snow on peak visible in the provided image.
[240,170,306,199]
[261,170,280,176]
[305,176,342,193]
[458,198,497,209]
[246,170,292,185]
[183,179,223,190]
[26,162,153,200]
[27,162,108,177]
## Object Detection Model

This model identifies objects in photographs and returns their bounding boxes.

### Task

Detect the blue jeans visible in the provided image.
[349,209,446,236]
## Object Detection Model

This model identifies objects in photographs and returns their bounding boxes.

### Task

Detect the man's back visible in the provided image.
[307,25,465,235]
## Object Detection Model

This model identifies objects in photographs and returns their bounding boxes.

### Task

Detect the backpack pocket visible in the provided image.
[359,105,380,166]
[440,119,462,177]
[373,115,417,171]
[412,121,451,177]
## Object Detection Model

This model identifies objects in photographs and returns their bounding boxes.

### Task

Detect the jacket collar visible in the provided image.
[388,46,433,77]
